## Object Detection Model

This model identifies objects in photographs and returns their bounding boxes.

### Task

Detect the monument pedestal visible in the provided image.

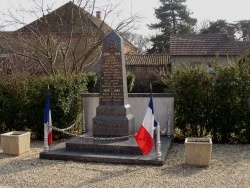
[66,132,142,155]
[93,105,134,137]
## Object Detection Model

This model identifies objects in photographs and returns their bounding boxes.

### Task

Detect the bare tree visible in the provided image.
[121,32,151,54]
[0,0,141,76]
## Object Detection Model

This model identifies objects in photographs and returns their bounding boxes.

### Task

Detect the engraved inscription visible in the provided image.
[100,41,124,105]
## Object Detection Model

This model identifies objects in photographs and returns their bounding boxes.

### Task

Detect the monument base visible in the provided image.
[40,132,172,166]
[93,114,134,137]
[66,134,142,155]
[93,105,134,138]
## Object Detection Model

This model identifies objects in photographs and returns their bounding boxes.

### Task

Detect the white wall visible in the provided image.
[171,55,237,72]
[82,93,175,136]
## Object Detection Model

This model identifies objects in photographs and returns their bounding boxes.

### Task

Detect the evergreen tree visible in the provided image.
[200,20,228,34]
[234,20,250,41]
[148,0,197,54]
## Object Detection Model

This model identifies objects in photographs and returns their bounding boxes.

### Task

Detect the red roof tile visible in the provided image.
[170,34,240,56]
[125,54,170,66]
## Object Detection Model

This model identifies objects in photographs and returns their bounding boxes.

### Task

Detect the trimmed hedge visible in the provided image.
[0,74,87,139]
[163,63,250,143]
[0,70,137,139]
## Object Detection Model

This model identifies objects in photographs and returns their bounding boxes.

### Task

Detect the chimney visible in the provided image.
[96,11,101,20]
[227,26,235,37]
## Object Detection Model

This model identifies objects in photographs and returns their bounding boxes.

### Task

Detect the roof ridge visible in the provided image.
[16,1,111,33]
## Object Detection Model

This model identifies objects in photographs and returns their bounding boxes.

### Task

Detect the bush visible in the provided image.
[85,72,98,92]
[0,74,87,139]
[126,71,135,93]
[211,65,242,142]
[0,74,27,132]
[160,63,250,143]
[172,66,213,138]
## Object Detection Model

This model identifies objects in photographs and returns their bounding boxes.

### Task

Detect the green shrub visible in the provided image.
[0,74,27,132]
[0,74,87,139]
[159,63,250,143]
[172,66,213,138]
[85,72,98,92]
[127,71,135,93]
[151,79,166,93]
[211,65,241,142]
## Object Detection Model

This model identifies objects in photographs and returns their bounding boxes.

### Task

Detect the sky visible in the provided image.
[0,0,249,36]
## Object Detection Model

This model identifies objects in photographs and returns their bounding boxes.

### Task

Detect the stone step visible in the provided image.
[66,136,142,155]
[40,136,172,166]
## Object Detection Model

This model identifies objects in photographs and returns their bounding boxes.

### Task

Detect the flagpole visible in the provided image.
[156,122,161,160]
[44,124,50,152]
[44,84,50,152]
[167,110,171,137]
[150,83,161,160]
[82,97,86,133]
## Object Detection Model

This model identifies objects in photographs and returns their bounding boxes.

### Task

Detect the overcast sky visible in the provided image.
[0,0,249,36]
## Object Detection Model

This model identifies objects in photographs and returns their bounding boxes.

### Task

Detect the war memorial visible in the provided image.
[40,31,174,166]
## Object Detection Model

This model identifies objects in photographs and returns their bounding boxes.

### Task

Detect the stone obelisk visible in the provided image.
[93,31,134,138]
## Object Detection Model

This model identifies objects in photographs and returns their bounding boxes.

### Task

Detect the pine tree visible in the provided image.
[200,20,228,34]
[148,0,197,54]
[234,20,250,41]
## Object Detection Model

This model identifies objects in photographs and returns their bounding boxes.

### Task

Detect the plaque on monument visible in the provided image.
[93,31,134,137]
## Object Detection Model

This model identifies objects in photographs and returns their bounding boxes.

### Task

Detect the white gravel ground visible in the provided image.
[0,141,250,188]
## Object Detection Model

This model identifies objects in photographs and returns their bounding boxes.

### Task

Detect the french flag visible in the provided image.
[135,93,155,155]
[44,91,53,145]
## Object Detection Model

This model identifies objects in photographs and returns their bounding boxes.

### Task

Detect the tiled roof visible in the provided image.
[17,2,111,34]
[14,2,138,51]
[125,54,170,66]
[170,34,240,56]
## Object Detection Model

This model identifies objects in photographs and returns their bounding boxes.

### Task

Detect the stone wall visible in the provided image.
[81,93,175,136]
[126,65,164,93]
[171,55,239,72]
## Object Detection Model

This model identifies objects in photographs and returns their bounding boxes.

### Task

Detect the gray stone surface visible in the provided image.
[99,30,128,106]
[66,133,142,155]
[93,114,133,137]
[93,31,134,137]
[40,134,172,166]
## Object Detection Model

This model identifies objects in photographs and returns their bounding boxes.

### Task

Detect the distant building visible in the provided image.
[125,54,170,92]
[170,26,250,72]
[0,2,137,74]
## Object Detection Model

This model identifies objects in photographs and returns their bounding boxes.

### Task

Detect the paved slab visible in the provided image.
[40,135,172,166]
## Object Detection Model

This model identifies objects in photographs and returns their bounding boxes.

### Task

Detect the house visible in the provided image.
[125,54,170,92]
[0,2,137,75]
[170,27,247,72]
[0,37,14,74]
[0,2,170,92]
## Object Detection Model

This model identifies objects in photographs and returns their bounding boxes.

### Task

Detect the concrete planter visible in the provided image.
[1,131,30,155]
[185,137,212,166]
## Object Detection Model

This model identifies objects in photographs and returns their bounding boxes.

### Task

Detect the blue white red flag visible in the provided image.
[135,93,155,155]
[44,91,53,145]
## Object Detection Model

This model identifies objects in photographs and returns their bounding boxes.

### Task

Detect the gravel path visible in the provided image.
[0,141,250,188]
